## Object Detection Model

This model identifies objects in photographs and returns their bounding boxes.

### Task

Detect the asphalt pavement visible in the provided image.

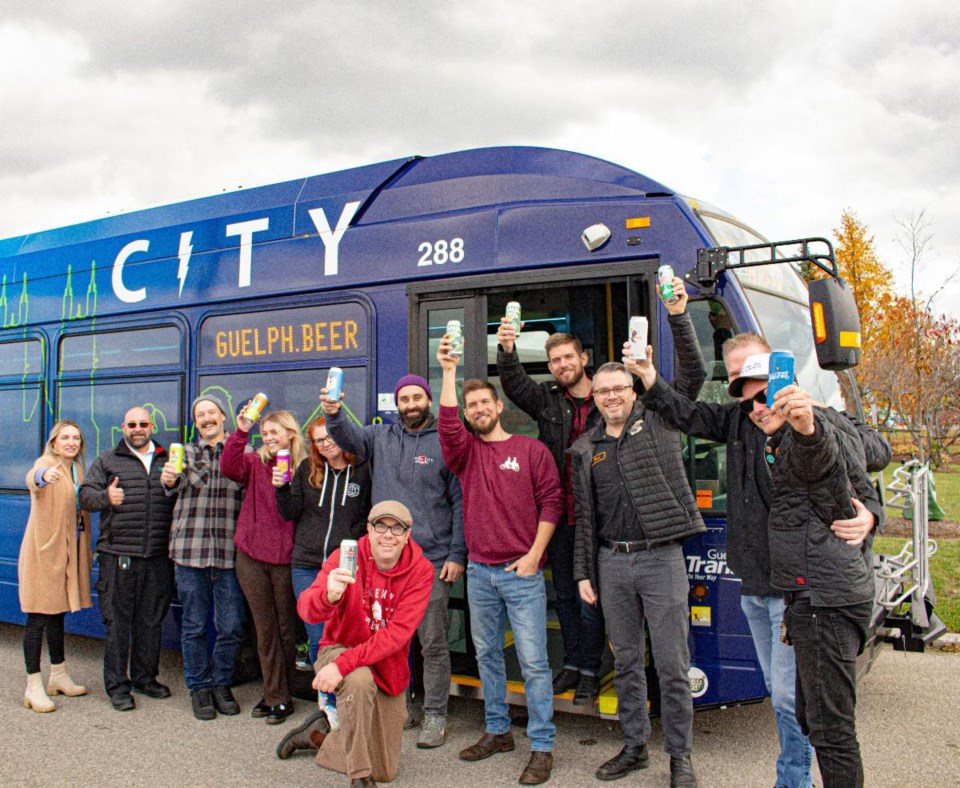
[2,622,957,787]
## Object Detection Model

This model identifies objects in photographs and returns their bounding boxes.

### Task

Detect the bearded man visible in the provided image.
[323,374,464,749]
[437,337,563,786]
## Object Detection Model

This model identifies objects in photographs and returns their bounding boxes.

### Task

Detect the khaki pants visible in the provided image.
[315,645,407,781]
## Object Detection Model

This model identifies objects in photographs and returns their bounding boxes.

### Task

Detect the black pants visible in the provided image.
[786,597,873,788]
[97,553,173,698]
[23,612,66,674]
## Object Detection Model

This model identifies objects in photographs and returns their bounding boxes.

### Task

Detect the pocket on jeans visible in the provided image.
[828,614,863,662]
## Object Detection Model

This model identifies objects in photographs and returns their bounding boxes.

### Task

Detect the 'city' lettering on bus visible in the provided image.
[112,201,361,304]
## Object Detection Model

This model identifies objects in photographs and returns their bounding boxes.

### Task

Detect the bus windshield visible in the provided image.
[698,211,856,415]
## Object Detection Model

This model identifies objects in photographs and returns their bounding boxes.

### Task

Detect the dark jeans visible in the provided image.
[786,597,873,788]
[598,543,693,756]
[548,521,605,674]
[175,565,246,692]
[97,553,174,698]
[23,612,66,674]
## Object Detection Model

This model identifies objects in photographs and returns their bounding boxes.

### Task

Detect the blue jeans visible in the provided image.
[548,521,606,674]
[175,565,246,692]
[292,566,325,664]
[741,595,814,788]
[466,561,555,752]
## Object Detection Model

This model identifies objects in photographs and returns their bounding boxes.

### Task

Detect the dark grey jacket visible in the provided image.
[326,410,465,569]
[80,439,176,558]
[571,312,707,593]
[640,378,889,596]
[766,413,875,607]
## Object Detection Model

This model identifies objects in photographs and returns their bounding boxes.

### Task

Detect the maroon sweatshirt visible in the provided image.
[437,405,562,566]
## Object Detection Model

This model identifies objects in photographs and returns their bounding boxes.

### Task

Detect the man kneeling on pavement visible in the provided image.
[276,501,434,787]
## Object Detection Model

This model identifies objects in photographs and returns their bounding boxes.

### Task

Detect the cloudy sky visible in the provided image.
[2,1,958,315]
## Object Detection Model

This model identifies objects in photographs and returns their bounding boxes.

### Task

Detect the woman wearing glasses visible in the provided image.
[274,416,371,664]
[221,407,307,725]
[19,420,94,712]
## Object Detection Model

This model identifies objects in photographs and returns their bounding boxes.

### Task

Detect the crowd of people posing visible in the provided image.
[17,277,887,788]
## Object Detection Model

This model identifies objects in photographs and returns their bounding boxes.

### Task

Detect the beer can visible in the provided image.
[766,351,795,408]
[628,316,648,360]
[339,539,359,579]
[276,449,291,484]
[505,301,522,333]
[325,367,344,401]
[244,392,269,423]
[169,443,184,474]
[658,264,679,305]
[446,320,463,357]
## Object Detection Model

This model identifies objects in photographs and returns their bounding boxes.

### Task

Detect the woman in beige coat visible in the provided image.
[18,420,94,712]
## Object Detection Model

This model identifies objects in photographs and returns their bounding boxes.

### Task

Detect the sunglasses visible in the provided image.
[738,388,768,414]
[125,421,152,429]
[369,521,409,536]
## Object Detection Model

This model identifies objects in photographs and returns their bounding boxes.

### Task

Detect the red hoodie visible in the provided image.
[297,534,434,696]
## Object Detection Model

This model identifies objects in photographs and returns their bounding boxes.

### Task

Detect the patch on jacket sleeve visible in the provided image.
[591,451,607,468]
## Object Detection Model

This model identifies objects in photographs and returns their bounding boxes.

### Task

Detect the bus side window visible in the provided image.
[682,299,736,514]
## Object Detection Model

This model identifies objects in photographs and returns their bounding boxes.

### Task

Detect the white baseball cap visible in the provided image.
[728,353,770,397]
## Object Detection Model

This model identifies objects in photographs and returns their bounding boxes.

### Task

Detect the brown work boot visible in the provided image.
[275,710,330,759]
[519,751,553,785]
[459,732,515,761]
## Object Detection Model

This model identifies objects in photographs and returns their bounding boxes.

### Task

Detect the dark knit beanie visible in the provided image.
[393,374,433,404]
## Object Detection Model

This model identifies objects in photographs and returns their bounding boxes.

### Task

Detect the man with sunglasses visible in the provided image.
[322,374,464,749]
[80,407,178,712]
[295,500,434,787]
[632,334,887,788]
[569,282,706,787]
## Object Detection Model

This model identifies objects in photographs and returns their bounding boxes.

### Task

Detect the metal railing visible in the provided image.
[877,461,937,629]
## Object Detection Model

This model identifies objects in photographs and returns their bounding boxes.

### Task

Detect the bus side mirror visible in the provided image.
[808,277,861,370]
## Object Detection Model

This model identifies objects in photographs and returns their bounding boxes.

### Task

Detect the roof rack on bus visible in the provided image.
[690,237,837,295]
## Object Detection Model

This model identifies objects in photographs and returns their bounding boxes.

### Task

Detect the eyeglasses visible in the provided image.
[125,421,152,429]
[594,385,631,400]
[313,436,334,446]
[370,521,409,536]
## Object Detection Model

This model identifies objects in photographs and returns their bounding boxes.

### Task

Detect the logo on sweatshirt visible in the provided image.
[413,455,434,465]
[346,482,361,498]
[499,456,520,472]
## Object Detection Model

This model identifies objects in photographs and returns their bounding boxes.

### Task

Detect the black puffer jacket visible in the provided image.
[571,312,707,594]
[640,378,888,596]
[766,413,875,607]
[80,440,176,558]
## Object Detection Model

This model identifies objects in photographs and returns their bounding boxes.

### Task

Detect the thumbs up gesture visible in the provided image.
[107,477,125,507]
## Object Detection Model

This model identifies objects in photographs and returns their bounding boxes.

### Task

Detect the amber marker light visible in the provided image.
[811,301,827,344]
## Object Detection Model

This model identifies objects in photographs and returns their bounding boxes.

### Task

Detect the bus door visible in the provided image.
[409,262,655,711]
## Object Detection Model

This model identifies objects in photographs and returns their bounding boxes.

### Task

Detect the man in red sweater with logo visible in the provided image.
[280,500,433,787]
[436,335,563,786]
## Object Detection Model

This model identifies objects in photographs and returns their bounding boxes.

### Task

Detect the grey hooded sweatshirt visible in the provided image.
[326,408,466,569]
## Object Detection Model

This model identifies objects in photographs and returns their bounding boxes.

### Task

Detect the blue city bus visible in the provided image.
[0,146,872,716]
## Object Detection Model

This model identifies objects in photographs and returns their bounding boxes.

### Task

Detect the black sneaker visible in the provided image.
[191,688,216,721]
[573,673,600,706]
[266,701,294,724]
[552,668,580,695]
[251,698,270,718]
[211,686,240,715]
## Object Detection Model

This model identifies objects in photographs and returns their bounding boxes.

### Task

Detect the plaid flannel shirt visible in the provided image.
[168,435,245,568]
